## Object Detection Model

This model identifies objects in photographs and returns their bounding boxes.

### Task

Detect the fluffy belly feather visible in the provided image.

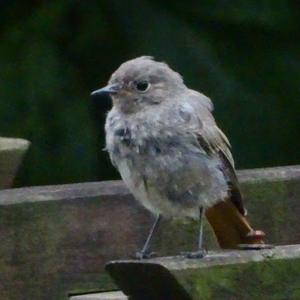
[116,152,228,219]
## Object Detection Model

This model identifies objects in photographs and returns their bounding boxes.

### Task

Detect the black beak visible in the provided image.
[90,83,120,97]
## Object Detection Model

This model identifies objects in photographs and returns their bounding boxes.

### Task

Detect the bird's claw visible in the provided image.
[135,250,157,260]
[181,249,207,259]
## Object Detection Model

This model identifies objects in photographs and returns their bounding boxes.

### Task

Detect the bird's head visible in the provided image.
[91,56,185,113]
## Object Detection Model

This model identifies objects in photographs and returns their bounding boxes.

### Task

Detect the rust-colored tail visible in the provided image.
[205,199,265,249]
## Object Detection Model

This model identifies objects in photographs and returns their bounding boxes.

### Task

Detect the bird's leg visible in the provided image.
[198,206,205,250]
[136,214,161,259]
[182,207,207,259]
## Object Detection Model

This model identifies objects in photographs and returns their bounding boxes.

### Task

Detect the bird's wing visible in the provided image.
[174,90,266,248]
[181,91,266,248]
[198,124,246,216]
[185,90,246,216]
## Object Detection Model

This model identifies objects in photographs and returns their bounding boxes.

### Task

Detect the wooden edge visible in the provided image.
[105,261,192,300]
[106,245,300,299]
[69,290,127,300]
[0,164,300,205]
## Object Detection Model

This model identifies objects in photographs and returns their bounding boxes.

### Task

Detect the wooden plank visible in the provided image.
[0,165,299,299]
[106,245,300,300]
[70,291,127,300]
[0,137,30,189]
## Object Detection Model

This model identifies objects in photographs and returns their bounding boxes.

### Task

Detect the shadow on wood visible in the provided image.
[106,262,191,300]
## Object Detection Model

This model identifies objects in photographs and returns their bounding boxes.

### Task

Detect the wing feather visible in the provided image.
[185,90,246,216]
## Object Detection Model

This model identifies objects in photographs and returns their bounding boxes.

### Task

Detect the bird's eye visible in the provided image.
[135,80,150,92]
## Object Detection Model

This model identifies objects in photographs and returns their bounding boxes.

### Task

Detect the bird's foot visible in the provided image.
[181,249,207,259]
[135,250,157,260]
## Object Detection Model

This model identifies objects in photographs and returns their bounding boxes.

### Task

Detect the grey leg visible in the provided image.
[182,207,207,259]
[198,206,205,250]
[136,214,161,259]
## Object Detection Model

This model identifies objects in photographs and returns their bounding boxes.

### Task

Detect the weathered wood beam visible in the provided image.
[69,291,127,300]
[106,245,300,300]
[0,165,299,299]
[0,137,30,189]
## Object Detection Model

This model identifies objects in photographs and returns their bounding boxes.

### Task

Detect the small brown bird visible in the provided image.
[91,56,266,259]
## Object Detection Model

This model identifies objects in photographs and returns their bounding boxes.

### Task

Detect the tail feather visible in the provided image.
[205,199,265,249]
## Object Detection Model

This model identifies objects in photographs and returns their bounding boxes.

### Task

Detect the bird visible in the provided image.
[91,56,266,259]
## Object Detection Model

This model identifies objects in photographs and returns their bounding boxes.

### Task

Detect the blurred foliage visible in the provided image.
[0,1,299,186]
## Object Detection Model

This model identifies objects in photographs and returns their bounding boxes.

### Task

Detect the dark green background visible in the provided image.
[0,1,299,186]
